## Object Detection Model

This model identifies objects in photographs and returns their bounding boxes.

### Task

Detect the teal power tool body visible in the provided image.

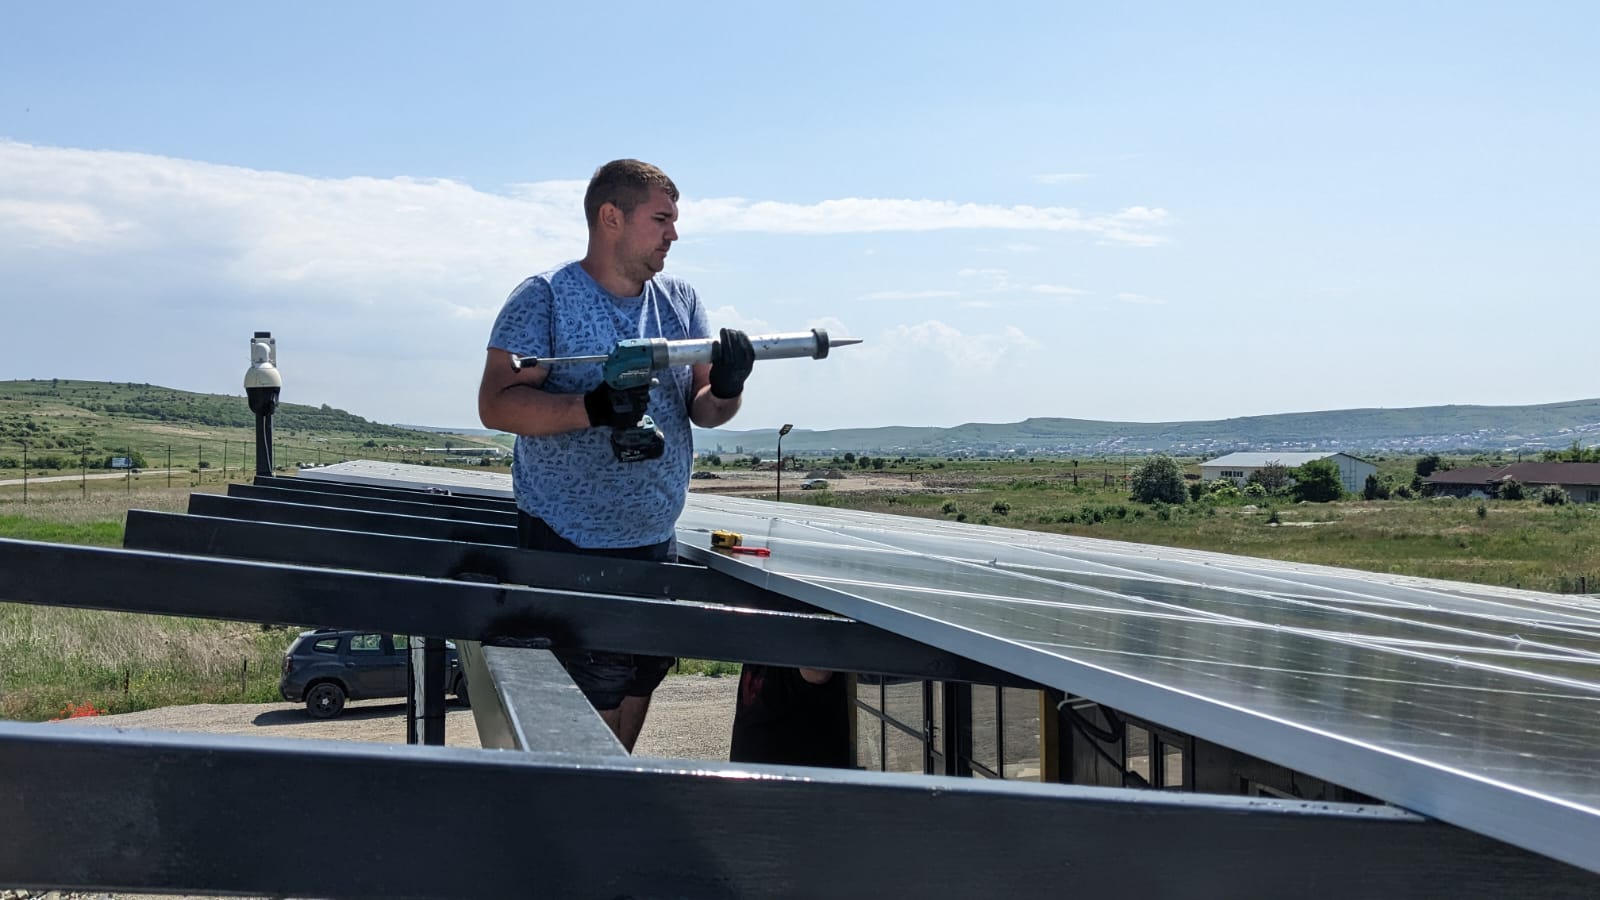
[510,328,861,463]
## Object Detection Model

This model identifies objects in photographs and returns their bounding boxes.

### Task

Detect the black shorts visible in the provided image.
[517,512,677,712]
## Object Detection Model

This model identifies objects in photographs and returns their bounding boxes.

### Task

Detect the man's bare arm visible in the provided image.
[477,348,591,436]
[689,362,742,428]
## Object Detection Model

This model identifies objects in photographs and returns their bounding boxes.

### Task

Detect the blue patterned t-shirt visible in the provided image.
[487,261,708,547]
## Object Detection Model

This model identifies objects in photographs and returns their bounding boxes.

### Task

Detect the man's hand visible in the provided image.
[584,382,650,428]
[709,328,755,399]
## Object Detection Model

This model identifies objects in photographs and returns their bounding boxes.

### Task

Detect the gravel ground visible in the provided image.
[8,674,740,900]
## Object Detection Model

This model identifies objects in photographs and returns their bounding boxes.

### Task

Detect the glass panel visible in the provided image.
[392,634,411,650]
[1001,687,1041,781]
[883,677,923,732]
[885,721,925,774]
[1126,724,1151,785]
[970,685,999,775]
[349,633,382,652]
[855,708,883,771]
[1162,742,1185,789]
[929,681,943,748]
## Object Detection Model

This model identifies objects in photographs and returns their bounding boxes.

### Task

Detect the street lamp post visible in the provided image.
[776,423,793,501]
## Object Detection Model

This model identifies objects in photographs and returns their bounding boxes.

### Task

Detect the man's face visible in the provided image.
[615,187,679,282]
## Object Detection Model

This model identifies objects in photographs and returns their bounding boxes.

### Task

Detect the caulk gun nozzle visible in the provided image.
[830,337,864,347]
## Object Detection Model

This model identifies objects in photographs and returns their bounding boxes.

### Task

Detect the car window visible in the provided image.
[349,633,384,653]
[312,638,339,654]
[392,635,410,650]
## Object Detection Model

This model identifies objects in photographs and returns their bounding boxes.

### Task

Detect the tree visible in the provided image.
[1497,478,1525,501]
[1415,454,1444,478]
[1130,455,1187,505]
[1247,461,1291,494]
[1362,473,1391,501]
[1292,460,1344,502]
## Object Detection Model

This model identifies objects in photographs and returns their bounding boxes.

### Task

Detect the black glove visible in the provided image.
[584,382,650,429]
[709,328,755,399]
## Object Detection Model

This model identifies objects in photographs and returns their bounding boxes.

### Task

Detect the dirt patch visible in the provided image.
[690,470,929,495]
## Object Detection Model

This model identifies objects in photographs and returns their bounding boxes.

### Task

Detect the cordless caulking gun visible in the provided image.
[510,328,862,463]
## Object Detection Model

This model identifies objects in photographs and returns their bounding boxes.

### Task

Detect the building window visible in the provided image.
[1588,489,1599,503]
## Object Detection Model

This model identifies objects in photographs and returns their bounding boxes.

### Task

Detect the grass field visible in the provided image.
[4,456,1598,722]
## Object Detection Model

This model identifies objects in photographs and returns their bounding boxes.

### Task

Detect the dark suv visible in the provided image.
[279,629,468,718]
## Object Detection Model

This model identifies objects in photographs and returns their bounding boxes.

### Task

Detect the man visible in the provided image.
[729,665,852,768]
[478,159,754,751]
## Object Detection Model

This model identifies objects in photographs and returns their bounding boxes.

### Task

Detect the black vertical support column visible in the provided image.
[407,637,447,746]
[943,682,972,777]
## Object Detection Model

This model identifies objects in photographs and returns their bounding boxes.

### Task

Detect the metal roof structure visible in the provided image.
[2,457,1597,897]
[1428,461,1600,487]
[1199,451,1368,467]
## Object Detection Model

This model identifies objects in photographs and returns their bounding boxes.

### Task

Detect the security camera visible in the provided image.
[245,332,281,416]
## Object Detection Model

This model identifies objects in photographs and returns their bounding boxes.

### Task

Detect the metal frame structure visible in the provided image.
[2,465,1597,897]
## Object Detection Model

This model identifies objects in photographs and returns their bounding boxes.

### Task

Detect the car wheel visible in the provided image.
[306,682,346,719]
[454,675,470,707]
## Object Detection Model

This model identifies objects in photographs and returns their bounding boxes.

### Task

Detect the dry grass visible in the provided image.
[0,481,286,720]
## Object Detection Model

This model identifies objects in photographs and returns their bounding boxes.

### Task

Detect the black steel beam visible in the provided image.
[188,493,516,545]
[458,642,626,755]
[255,474,514,511]
[0,538,1028,683]
[227,482,516,525]
[124,510,814,613]
[1,723,1591,899]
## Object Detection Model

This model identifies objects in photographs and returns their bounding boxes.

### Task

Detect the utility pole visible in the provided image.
[777,423,793,500]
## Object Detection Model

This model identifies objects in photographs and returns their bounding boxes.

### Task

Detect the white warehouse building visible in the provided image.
[1199,452,1377,496]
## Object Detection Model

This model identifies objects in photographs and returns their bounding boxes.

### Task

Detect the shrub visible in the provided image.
[1540,485,1570,506]
[1242,482,1267,498]
[1292,460,1344,502]
[991,500,1010,516]
[1206,480,1241,500]
[1130,455,1187,505]
[1477,503,1488,519]
[1497,478,1525,501]
[1266,509,1282,525]
[940,501,959,515]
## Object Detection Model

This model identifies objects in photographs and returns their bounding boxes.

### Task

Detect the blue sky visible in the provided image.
[2,3,1596,431]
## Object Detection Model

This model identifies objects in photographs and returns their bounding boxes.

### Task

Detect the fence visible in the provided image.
[0,440,505,501]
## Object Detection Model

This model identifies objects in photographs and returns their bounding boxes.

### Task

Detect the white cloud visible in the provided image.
[858,289,962,301]
[883,321,1040,372]
[687,196,1166,246]
[0,141,1168,427]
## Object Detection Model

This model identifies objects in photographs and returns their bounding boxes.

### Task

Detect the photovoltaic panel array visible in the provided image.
[301,462,1600,874]
[676,494,1600,875]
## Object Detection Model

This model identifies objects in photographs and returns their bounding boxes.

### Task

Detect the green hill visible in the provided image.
[0,379,497,471]
[695,398,1600,457]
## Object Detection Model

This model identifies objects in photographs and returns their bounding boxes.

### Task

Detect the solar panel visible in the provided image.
[676,494,1600,875]
[298,462,1600,874]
